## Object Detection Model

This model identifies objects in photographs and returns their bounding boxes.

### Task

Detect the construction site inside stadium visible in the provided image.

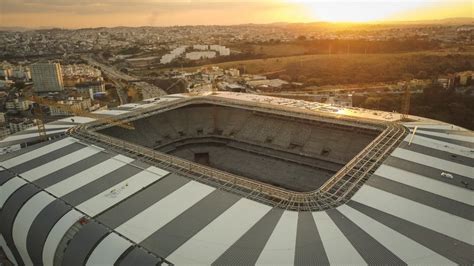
[75,96,407,211]
[2,92,472,266]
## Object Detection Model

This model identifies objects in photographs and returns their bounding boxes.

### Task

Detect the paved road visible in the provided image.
[83,55,167,102]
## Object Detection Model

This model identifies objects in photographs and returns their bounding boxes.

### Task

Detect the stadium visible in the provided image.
[0,92,472,265]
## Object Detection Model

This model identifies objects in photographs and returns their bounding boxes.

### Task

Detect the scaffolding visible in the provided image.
[68,96,408,211]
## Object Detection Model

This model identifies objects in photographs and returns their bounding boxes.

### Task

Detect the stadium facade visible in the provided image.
[0,92,472,265]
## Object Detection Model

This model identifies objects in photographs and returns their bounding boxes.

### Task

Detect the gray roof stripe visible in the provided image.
[61,160,144,206]
[366,175,473,220]
[212,207,284,265]
[326,208,406,265]
[348,200,473,265]
[416,132,474,148]
[26,199,72,265]
[0,184,40,265]
[399,142,474,166]
[140,189,240,258]
[8,143,84,174]
[48,121,81,126]
[117,246,162,266]
[0,170,16,186]
[61,221,110,266]
[384,156,472,190]
[34,152,113,188]
[96,173,191,228]
[294,211,329,266]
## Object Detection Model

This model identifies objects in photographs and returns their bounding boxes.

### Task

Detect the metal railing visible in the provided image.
[68,96,408,211]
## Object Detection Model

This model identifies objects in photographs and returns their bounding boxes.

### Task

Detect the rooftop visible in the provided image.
[0,92,472,265]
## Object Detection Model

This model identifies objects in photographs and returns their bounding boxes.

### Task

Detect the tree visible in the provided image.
[297,35,307,41]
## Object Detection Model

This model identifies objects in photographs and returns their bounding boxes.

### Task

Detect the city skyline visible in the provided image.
[1,0,472,29]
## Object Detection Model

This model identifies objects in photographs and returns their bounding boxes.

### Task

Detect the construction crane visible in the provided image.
[32,103,47,141]
[30,96,134,136]
[401,83,411,121]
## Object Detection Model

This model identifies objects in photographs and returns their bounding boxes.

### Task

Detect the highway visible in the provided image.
[82,56,167,103]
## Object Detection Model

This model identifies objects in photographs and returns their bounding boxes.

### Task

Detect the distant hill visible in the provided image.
[1,17,473,31]
[382,17,474,25]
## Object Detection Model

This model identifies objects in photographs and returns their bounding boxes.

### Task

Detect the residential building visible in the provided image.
[48,97,92,116]
[31,62,64,92]
[0,127,10,140]
[5,99,32,113]
[9,118,35,133]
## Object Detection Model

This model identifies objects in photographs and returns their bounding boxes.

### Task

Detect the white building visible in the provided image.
[48,97,92,116]
[193,44,208,50]
[5,99,32,113]
[9,119,35,133]
[186,51,216,60]
[160,46,187,64]
[209,45,230,56]
[226,68,240,77]
[31,62,64,92]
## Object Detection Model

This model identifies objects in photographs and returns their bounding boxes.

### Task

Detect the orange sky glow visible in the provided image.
[0,0,472,28]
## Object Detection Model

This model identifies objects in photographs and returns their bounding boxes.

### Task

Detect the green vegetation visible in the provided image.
[168,52,473,86]
[354,85,474,130]
[242,39,439,58]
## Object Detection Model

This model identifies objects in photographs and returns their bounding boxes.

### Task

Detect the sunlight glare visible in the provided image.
[284,0,427,22]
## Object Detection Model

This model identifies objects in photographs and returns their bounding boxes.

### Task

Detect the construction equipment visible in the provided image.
[30,96,134,132]
[32,104,47,141]
[401,83,411,121]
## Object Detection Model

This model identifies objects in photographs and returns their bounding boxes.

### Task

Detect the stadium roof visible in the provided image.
[0,92,473,265]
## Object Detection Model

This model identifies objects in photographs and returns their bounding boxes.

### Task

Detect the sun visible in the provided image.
[284,0,428,23]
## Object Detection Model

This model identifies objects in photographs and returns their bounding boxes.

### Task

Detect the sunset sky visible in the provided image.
[1,0,472,28]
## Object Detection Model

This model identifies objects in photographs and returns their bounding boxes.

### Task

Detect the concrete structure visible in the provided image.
[48,97,92,116]
[8,118,35,133]
[5,99,32,113]
[0,92,472,266]
[193,44,208,50]
[185,51,216,60]
[30,63,64,92]
[160,46,187,64]
[75,81,105,94]
[0,127,10,140]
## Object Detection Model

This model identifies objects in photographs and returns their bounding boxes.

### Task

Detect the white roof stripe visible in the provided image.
[13,192,56,266]
[404,134,473,158]
[57,116,96,124]
[391,148,474,178]
[256,210,298,265]
[415,130,474,143]
[86,233,132,266]
[76,166,168,217]
[115,181,214,243]
[338,204,455,265]
[0,137,77,168]
[46,155,135,197]
[353,185,474,245]
[375,164,473,205]
[168,198,272,265]
[42,210,83,266]
[145,166,169,176]
[312,211,365,265]
[20,146,104,182]
[0,177,26,208]
[1,129,69,142]
[404,123,466,131]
